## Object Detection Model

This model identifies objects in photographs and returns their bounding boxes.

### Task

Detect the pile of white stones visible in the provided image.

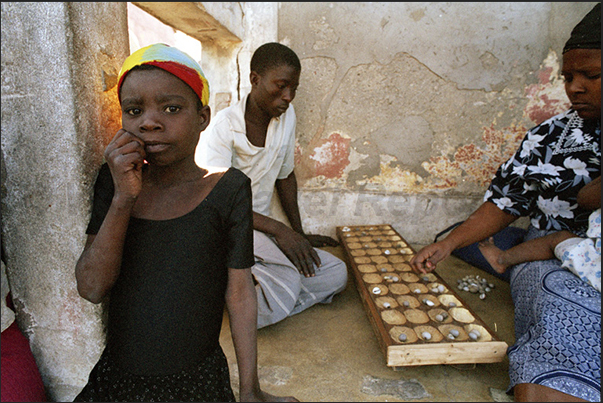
[456,274,495,300]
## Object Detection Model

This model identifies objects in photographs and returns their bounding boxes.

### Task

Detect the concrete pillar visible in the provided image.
[1,3,128,400]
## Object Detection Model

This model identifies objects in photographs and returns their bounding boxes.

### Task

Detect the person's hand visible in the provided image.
[305,234,339,248]
[409,241,453,274]
[240,390,299,402]
[273,227,320,277]
[104,129,146,202]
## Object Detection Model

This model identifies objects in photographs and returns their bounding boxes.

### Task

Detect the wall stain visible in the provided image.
[297,51,567,195]
[523,51,570,125]
[309,132,350,179]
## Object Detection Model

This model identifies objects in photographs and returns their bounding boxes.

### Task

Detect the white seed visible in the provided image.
[421,331,432,340]
[398,333,407,342]
[423,299,435,307]
[447,334,456,340]
[437,285,445,293]
[423,276,430,282]
[449,329,460,337]
[414,289,421,294]
[468,330,481,340]
[448,302,457,307]
[435,314,444,322]
[380,267,388,272]
[384,249,391,255]
[479,293,486,300]
[391,276,399,282]
[372,287,381,295]
[383,302,391,309]
[431,288,439,293]
[403,301,410,307]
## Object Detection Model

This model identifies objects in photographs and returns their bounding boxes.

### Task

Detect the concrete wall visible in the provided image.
[1,2,128,400]
[0,2,597,401]
[277,2,597,239]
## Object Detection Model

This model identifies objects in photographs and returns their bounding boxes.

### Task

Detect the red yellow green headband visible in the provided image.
[117,43,210,106]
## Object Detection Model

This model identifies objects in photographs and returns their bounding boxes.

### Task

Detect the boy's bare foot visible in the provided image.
[478,237,509,274]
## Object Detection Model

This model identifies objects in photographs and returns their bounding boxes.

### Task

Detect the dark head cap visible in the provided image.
[563,3,601,54]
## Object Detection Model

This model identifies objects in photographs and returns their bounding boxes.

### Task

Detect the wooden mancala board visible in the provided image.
[336,224,508,368]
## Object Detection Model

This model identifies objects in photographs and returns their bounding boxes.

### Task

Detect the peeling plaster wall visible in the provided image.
[277,2,596,241]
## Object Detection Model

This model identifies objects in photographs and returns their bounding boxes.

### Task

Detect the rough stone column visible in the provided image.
[1,3,128,401]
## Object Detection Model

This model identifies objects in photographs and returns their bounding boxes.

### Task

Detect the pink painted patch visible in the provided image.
[538,67,553,85]
[525,92,568,124]
[310,133,350,178]
[454,144,484,164]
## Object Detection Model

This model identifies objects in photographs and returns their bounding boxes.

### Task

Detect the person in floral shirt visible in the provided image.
[478,176,601,293]
[410,3,600,402]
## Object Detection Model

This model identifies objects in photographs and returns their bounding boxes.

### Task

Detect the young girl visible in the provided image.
[74,43,298,402]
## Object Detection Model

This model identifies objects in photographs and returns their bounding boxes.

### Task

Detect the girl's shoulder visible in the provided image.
[202,166,251,202]
[205,166,250,186]
[224,166,251,184]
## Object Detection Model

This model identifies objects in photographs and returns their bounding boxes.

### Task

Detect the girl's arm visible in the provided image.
[75,198,134,304]
[75,130,145,303]
[577,176,601,209]
[225,268,298,402]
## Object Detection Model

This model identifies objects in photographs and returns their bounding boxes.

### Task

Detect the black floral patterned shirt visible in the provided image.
[485,109,601,236]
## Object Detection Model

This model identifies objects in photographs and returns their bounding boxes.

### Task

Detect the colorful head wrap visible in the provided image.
[117,43,210,106]
[563,3,601,54]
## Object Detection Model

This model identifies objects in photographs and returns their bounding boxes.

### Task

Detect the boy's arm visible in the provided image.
[256,172,335,278]
[274,173,338,246]
[225,268,298,402]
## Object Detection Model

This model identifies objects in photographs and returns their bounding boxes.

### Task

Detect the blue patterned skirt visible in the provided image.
[507,226,601,401]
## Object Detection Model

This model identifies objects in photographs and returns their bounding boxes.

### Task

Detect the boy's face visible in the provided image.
[562,48,601,121]
[250,64,300,118]
[119,68,210,166]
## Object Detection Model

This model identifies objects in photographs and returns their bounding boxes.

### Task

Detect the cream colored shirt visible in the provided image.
[196,93,296,217]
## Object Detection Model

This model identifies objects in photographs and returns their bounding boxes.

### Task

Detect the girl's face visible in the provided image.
[119,68,210,166]
[250,64,300,118]
[562,48,601,121]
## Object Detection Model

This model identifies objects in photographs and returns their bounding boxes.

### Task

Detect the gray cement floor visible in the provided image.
[220,245,516,402]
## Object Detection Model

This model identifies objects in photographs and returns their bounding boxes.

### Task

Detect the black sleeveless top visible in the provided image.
[86,164,254,376]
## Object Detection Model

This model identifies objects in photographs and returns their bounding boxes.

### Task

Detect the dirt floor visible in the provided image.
[219,244,517,402]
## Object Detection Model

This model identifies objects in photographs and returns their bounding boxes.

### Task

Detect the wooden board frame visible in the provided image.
[337,224,508,368]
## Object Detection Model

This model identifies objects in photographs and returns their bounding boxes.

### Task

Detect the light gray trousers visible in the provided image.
[252,230,348,329]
